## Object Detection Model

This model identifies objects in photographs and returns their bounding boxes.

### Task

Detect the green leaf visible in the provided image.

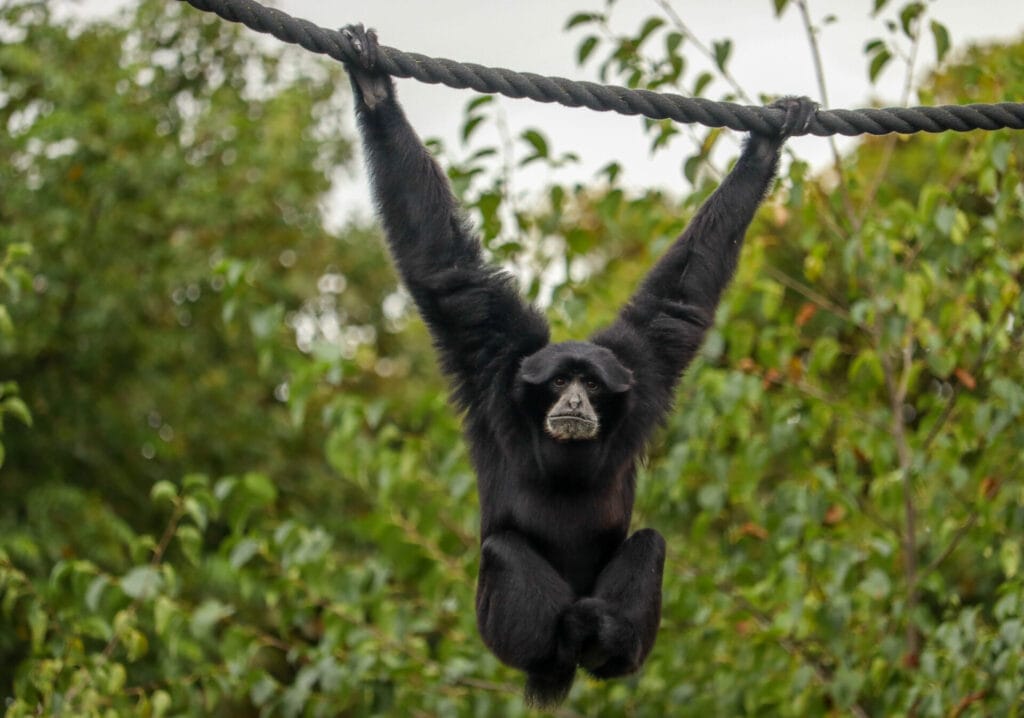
[28,604,46,651]
[105,663,126,693]
[176,525,202,565]
[809,336,841,374]
[665,31,683,55]
[898,273,928,320]
[189,599,234,638]
[925,346,956,377]
[930,20,950,63]
[693,71,713,96]
[79,616,112,642]
[1001,541,1021,579]
[214,475,237,501]
[899,2,924,38]
[868,48,892,82]
[154,596,175,637]
[3,243,31,261]
[0,305,13,336]
[250,676,277,706]
[242,472,277,507]
[183,496,207,531]
[85,576,109,612]
[520,129,549,159]
[1,397,31,426]
[182,473,209,493]
[599,161,621,184]
[849,349,884,388]
[465,95,494,113]
[151,690,172,718]
[124,628,149,661]
[636,17,665,45]
[712,39,732,72]
[229,538,261,568]
[684,154,702,183]
[461,116,485,143]
[859,568,891,599]
[650,121,679,152]
[121,565,162,600]
[832,666,866,709]
[149,480,177,504]
[772,0,790,17]
[991,139,1012,172]
[578,35,599,64]
[565,12,598,30]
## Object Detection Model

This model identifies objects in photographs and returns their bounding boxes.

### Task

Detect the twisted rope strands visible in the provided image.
[177,0,1024,137]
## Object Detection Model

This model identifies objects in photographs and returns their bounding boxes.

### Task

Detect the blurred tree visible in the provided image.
[1,1,1022,716]
[0,0,412,528]
[0,0,417,688]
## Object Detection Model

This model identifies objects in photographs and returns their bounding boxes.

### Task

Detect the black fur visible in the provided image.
[342,24,814,708]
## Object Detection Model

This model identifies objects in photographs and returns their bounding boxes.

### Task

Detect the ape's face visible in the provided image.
[543,373,603,441]
[517,342,633,442]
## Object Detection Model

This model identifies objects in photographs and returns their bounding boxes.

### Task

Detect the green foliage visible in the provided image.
[0,243,34,468]
[863,1,951,83]
[2,1,1023,716]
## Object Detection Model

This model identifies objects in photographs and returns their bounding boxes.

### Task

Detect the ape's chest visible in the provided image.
[513,486,631,593]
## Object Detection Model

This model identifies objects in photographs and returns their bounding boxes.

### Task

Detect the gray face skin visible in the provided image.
[544,377,600,441]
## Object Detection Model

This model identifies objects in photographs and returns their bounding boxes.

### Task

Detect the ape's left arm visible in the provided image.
[593,98,815,434]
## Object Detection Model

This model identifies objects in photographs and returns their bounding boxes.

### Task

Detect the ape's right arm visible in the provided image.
[351,72,478,295]
[345,28,549,413]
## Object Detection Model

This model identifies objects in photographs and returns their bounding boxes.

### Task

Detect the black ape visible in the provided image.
[342,25,814,707]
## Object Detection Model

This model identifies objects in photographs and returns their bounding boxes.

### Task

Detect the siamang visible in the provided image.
[342,25,814,707]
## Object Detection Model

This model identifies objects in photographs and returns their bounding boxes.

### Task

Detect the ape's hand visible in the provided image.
[770,95,817,139]
[341,24,392,111]
[742,95,815,164]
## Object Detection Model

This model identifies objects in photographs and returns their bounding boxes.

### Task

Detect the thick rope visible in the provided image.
[177,0,1024,137]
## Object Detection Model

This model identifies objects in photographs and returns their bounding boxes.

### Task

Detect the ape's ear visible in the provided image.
[518,352,558,386]
[591,361,634,394]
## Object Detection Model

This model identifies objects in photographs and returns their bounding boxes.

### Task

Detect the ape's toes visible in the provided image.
[560,598,604,647]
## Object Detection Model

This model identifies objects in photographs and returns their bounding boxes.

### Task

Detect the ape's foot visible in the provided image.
[562,598,642,679]
[341,24,391,110]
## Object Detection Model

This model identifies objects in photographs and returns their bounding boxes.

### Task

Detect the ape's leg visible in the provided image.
[562,528,666,679]
[476,531,577,706]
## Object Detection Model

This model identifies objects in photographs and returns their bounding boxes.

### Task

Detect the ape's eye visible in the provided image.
[553,377,567,388]
[585,379,598,390]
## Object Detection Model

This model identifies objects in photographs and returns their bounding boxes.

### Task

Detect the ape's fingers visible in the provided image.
[366,28,380,68]
[774,96,816,138]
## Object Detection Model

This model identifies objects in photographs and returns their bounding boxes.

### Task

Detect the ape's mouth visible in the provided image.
[545,414,599,441]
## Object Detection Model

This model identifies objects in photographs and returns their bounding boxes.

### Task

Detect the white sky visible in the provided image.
[70,1,1024,223]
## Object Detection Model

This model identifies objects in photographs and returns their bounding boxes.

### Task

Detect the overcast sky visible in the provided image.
[71,1,1024,222]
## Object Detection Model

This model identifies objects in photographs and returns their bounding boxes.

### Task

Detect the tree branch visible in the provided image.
[879,335,919,661]
[920,512,980,580]
[795,0,856,226]
[859,6,927,226]
[762,264,852,323]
